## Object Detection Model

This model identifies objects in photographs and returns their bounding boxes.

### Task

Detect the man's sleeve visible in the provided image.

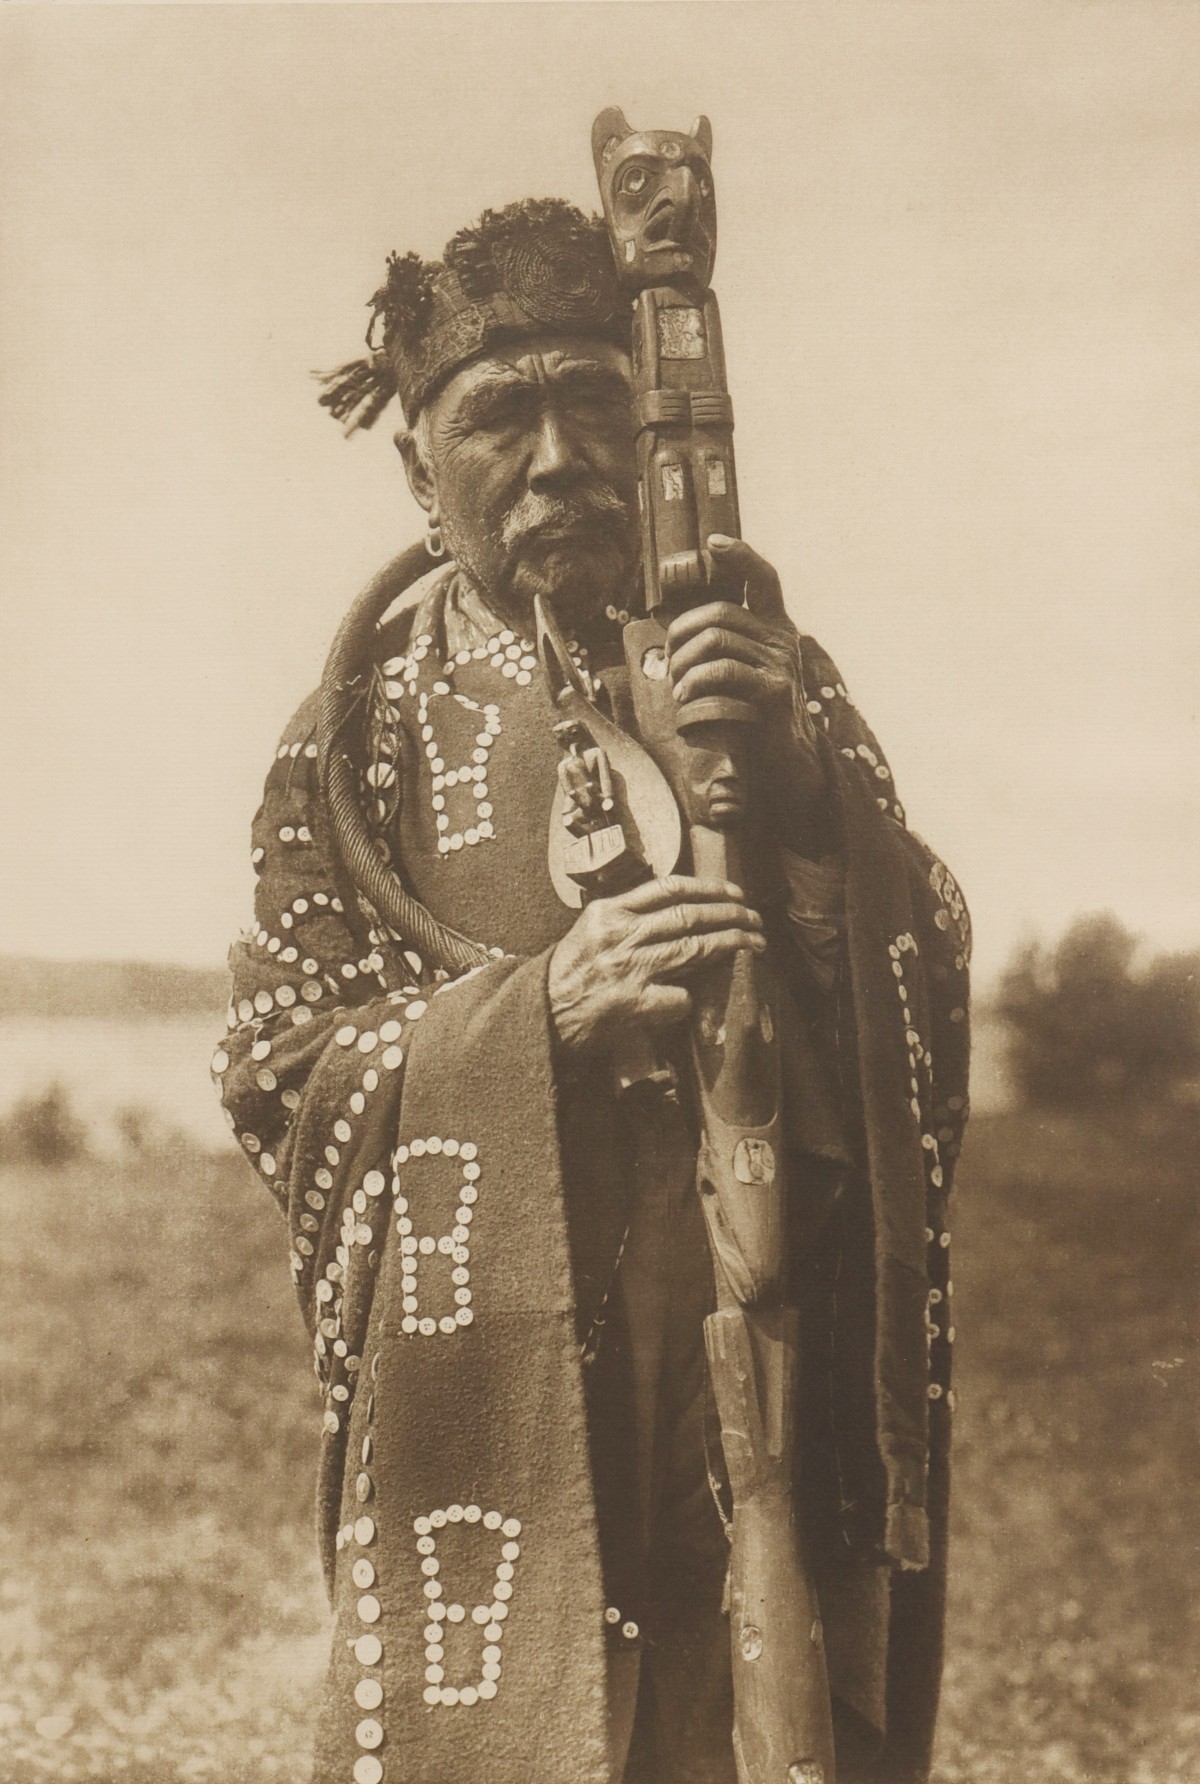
[778,848,845,992]
[213,693,411,1235]
[789,635,971,1575]
[795,633,972,1197]
[213,695,610,1601]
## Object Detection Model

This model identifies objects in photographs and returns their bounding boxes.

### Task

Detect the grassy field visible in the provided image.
[0,1148,326,1783]
[1,1108,1196,1782]
[937,1107,1199,1784]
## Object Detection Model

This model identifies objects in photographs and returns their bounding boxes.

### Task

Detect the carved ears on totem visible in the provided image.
[591,108,715,176]
[591,107,632,174]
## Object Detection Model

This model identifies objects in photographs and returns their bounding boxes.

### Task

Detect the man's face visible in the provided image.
[410,333,639,631]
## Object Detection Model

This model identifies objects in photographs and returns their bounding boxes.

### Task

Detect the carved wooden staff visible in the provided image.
[591,108,836,1784]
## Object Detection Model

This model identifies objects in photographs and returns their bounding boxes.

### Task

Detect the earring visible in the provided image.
[425,518,446,559]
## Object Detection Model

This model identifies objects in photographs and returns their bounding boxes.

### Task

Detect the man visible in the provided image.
[215,196,970,1784]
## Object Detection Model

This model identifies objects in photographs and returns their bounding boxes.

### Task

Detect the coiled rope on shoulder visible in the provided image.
[316,541,492,978]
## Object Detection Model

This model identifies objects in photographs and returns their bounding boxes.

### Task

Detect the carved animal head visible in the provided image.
[591,108,717,292]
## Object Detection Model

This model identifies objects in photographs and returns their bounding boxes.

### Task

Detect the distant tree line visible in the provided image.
[0,1083,90,1165]
[0,1083,194,1165]
[997,913,1200,1108]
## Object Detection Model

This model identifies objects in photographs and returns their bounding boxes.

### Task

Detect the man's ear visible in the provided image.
[394,427,437,517]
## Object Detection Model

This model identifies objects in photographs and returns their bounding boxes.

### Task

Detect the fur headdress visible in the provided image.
[316,198,628,431]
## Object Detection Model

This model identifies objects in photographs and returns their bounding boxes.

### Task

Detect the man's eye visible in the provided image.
[579,389,629,416]
[472,399,528,433]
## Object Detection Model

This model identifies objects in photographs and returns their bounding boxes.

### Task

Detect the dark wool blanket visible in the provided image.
[216,561,970,1784]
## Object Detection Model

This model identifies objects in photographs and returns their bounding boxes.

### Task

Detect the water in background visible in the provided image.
[0,1007,1011,1154]
[0,1015,231,1150]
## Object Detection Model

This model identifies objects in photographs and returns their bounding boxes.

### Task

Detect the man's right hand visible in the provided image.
[547,875,765,1058]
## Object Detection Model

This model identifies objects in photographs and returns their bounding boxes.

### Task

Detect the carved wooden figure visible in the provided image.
[591,108,837,1784]
[592,108,740,617]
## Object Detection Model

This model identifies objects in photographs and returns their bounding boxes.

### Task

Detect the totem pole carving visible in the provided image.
[591,108,837,1784]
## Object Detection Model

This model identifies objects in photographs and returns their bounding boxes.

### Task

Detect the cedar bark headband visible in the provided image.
[316,198,630,431]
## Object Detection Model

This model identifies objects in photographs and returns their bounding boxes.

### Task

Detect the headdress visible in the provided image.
[316,198,629,431]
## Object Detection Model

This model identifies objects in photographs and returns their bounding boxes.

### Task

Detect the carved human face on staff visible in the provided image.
[397,332,640,633]
[682,719,746,827]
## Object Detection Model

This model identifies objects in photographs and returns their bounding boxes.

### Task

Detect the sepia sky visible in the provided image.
[2,1,1197,983]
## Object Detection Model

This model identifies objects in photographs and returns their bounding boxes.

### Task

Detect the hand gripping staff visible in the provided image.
[591,108,836,1784]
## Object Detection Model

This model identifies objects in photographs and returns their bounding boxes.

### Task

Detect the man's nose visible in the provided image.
[527,409,586,491]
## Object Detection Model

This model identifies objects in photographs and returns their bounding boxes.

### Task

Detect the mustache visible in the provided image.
[499,487,629,551]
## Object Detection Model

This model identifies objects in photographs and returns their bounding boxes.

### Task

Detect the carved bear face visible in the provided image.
[591,108,717,292]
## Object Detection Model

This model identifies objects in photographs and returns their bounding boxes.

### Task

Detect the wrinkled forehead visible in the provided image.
[433,335,633,413]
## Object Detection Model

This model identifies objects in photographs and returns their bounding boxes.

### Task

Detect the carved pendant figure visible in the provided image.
[535,594,681,910]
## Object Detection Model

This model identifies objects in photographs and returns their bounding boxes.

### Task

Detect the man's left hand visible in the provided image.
[665,534,805,730]
[664,536,831,842]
